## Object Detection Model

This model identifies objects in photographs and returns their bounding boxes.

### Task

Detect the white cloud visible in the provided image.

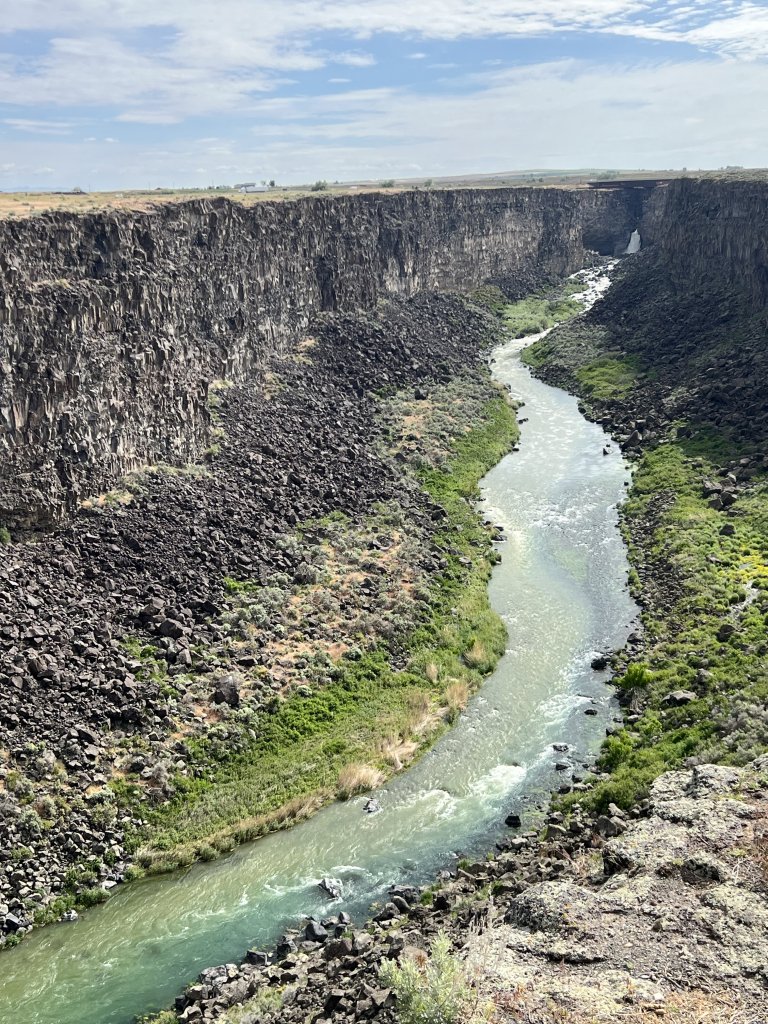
[3,117,74,134]
[0,1,765,126]
[334,51,376,67]
[0,2,766,186]
[2,56,766,188]
[685,5,768,58]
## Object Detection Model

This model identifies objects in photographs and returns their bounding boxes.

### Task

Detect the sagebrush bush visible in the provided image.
[380,932,475,1024]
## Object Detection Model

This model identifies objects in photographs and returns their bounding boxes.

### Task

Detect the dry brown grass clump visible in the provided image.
[463,639,488,669]
[379,734,419,771]
[403,691,434,734]
[336,763,384,799]
[753,820,768,880]
[622,991,762,1024]
[444,680,470,722]
[424,661,440,683]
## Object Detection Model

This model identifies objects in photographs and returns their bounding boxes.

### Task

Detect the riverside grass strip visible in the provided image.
[577,441,768,812]
[522,307,768,815]
[126,375,518,872]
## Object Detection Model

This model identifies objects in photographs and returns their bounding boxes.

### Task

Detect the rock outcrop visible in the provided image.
[0,187,640,528]
[164,760,768,1023]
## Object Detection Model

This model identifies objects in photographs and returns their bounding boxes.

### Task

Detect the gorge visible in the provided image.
[1,176,768,1024]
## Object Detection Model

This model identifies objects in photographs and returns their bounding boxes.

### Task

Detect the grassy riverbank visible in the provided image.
[523,306,768,814]
[582,440,768,811]
[128,370,518,871]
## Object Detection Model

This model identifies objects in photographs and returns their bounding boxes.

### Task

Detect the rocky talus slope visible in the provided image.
[166,761,768,1024]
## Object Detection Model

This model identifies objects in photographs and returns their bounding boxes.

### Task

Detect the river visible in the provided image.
[0,267,637,1024]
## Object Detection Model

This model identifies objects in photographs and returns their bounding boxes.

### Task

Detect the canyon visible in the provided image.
[1,176,768,1024]
[0,186,637,529]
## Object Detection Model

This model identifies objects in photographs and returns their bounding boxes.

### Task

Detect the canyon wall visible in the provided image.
[0,187,640,528]
[640,177,768,304]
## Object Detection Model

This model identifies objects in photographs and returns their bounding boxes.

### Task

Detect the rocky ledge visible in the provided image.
[160,759,768,1023]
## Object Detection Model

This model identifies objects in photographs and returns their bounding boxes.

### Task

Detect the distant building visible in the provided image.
[234,182,267,193]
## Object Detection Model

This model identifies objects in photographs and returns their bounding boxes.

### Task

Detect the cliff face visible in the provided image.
[0,187,638,528]
[641,177,768,304]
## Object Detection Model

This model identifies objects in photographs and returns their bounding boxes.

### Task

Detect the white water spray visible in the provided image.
[624,229,641,254]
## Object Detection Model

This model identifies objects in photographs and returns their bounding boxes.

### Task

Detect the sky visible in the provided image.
[0,1,767,190]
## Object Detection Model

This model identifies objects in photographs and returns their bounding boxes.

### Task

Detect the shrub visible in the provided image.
[0,526,10,545]
[17,807,43,841]
[138,1012,179,1024]
[617,663,653,689]
[379,932,475,1024]
[310,180,328,191]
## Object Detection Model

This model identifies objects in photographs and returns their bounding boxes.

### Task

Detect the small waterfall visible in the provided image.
[624,229,641,254]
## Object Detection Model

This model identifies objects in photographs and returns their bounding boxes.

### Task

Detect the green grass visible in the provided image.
[502,294,583,338]
[563,440,768,813]
[470,279,586,338]
[130,383,518,869]
[138,1012,179,1024]
[521,288,768,815]
[574,356,638,399]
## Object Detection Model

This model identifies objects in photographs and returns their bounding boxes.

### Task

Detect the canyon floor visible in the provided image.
[148,248,768,1023]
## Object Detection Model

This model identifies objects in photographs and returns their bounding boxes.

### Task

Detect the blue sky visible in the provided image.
[0,1,767,189]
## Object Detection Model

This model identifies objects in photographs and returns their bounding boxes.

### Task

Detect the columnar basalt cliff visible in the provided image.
[641,177,768,305]
[0,187,638,528]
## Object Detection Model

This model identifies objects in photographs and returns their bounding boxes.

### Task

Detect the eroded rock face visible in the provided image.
[0,188,639,528]
[641,177,768,306]
[469,761,768,1020]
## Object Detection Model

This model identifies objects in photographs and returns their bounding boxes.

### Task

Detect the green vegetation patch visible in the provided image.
[523,289,768,815]
[471,279,586,339]
[501,293,583,338]
[130,376,518,870]
[380,931,487,1024]
[574,356,639,399]
[567,440,768,813]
